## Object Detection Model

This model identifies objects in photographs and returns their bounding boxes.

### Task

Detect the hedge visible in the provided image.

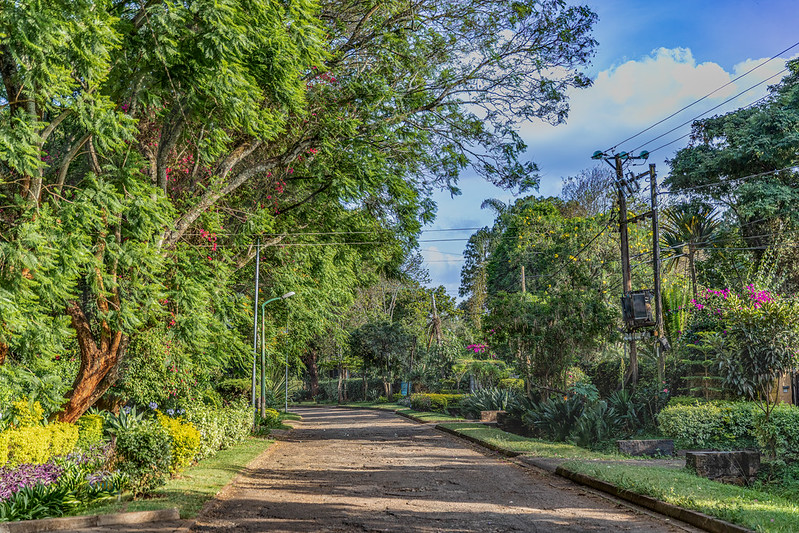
[409,393,465,413]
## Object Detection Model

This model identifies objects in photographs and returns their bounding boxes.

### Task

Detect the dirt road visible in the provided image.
[191,406,693,532]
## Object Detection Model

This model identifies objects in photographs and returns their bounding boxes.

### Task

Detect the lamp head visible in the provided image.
[281,291,296,299]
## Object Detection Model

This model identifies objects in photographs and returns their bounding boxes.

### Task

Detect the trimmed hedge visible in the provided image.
[409,393,465,413]
[757,404,799,459]
[76,414,104,449]
[658,401,757,449]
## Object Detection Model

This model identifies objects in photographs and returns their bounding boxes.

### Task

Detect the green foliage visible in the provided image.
[753,404,799,461]
[75,415,105,450]
[570,401,621,449]
[100,406,146,438]
[498,378,524,392]
[156,413,201,474]
[0,366,69,421]
[408,393,464,413]
[657,401,757,449]
[115,420,173,497]
[8,399,44,428]
[525,395,585,442]
[114,328,206,410]
[259,409,282,430]
[459,388,518,419]
[182,401,251,461]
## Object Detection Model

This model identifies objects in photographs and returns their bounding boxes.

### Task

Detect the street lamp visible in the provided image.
[256,291,295,419]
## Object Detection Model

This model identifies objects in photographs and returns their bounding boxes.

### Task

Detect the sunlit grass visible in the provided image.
[565,461,799,533]
[438,423,613,459]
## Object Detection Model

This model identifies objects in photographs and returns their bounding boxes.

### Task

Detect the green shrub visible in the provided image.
[525,395,585,442]
[261,408,282,429]
[409,393,464,413]
[183,401,251,460]
[657,401,757,449]
[460,388,518,419]
[156,413,201,473]
[116,419,172,496]
[498,378,524,392]
[754,404,799,460]
[76,414,104,449]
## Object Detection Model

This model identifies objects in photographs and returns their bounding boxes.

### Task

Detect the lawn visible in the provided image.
[437,423,614,459]
[82,436,273,519]
[396,408,464,422]
[565,461,799,533]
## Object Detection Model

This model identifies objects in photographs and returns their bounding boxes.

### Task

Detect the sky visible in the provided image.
[421,0,799,298]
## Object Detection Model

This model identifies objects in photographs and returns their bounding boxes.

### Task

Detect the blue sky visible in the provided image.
[422,0,799,298]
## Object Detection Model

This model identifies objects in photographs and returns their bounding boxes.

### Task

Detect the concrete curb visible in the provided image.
[434,424,521,458]
[433,424,755,533]
[0,508,180,533]
[555,467,753,533]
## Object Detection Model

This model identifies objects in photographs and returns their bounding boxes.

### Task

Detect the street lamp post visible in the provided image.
[257,292,295,419]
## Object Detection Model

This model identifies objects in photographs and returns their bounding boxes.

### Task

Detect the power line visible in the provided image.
[646,94,773,156]
[630,68,788,154]
[660,164,799,195]
[607,40,799,153]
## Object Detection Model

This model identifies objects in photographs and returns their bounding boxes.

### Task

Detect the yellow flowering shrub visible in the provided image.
[157,413,201,473]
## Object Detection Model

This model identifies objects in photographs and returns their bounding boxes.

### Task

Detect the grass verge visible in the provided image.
[564,461,799,533]
[437,423,614,459]
[396,409,463,422]
[82,436,273,519]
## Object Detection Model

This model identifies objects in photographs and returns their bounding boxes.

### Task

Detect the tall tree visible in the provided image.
[1,0,598,420]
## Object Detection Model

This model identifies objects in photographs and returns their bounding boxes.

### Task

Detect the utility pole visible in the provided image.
[616,155,638,385]
[251,238,261,426]
[650,164,665,383]
[521,265,526,293]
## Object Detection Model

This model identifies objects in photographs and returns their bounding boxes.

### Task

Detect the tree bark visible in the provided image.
[303,347,320,398]
[0,342,8,365]
[58,301,126,423]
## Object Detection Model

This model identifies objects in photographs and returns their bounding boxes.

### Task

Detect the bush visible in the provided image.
[755,404,799,460]
[183,401,251,460]
[5,427,53,465]
[115,419,172,496]
[156,413,201,473]
[459,388,518,419]
[409,393,464,413]
[571,401,621,449]
[525,395,585,442]
[0,432,9,465]
[9,399,45,427]
[76,415,104,449]
[498,378,524,392]
[48,423,80,458]
[657,401,757,449]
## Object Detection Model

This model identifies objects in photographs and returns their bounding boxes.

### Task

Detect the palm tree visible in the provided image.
[661,205,721,298]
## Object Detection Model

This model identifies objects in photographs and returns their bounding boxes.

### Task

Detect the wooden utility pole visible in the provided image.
[650,164,665,383]
[521,265,526,293]
[616,155,638,385]
[251,237,261,425]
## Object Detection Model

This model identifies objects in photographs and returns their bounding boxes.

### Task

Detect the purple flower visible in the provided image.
[148,402,158,410]
[0,463,63,501]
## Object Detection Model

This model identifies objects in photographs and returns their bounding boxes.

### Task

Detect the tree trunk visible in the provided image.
[362,370,368,400]
[0,342,7,365]
[58,301,126,423]
[303,348,320,398]
[337,366,344,404]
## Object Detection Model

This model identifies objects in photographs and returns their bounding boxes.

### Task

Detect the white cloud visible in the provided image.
[429,48,798,298]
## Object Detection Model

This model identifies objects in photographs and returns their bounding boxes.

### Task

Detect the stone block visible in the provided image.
[685,451,760,485]
[480,410,502,422]
[617,439,675,457]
